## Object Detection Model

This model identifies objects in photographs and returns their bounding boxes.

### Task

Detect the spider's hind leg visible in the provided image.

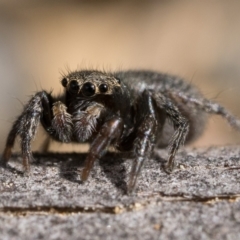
[173,92,240,131]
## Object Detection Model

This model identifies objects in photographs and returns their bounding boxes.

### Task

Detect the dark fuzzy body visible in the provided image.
[2,70,240,192]
[115,71,207,147]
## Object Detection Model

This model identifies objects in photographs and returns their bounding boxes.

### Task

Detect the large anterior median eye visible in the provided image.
[81,82,96,97]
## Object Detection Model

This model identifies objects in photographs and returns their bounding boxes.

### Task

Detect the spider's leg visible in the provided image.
[2,91,53,170]
[152,92,189,173]
[50,101,73,142]
[81,117,123,181]
[128,90,159,193]
[39,101,73,151]
[171,92,240,131]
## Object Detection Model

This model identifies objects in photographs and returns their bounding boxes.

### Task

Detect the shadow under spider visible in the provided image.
[152,151,167,169]
[99,152,128,194]
[59,152,128,194]
[1,152,128,194]
[0,161,24,176]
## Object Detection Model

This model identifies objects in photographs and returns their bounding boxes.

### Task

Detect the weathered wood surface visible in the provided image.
[0,146,240,240]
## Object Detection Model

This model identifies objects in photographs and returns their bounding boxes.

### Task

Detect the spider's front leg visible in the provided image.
[81,117,123,181]
[1,91,69,171]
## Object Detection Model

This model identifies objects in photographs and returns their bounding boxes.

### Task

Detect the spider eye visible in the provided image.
[99,83,108,93]
[81,82,96,97]
[61,78,68,87]
[69,80,79,93]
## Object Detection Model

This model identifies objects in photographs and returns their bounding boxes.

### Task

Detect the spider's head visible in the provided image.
[61,70,121,99]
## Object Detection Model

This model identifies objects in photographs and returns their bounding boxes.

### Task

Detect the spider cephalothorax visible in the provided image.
[2,69,240,193]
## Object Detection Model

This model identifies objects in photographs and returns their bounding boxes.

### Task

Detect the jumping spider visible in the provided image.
[2,70,240,193]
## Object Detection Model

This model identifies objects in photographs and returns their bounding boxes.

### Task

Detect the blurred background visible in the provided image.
[1,0,240,153]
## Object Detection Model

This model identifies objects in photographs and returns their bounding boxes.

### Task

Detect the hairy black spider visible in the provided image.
[2,70,240,193]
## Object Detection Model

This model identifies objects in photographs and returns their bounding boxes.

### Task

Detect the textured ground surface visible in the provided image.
[0,146,240,240]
